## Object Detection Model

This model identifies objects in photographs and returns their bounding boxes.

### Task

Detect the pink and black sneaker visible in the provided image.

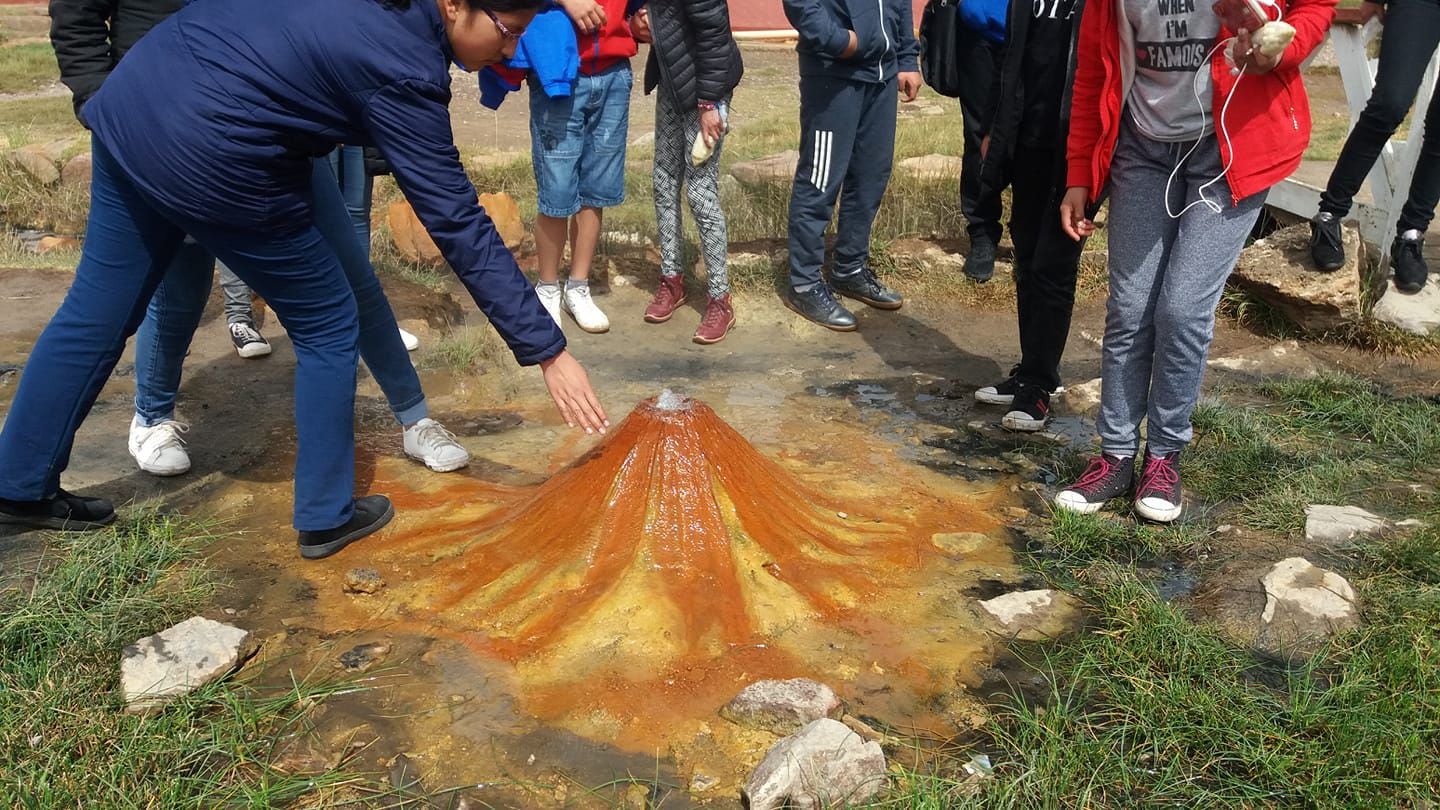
[1054,453,1135,515]
[1134,450,1183,523]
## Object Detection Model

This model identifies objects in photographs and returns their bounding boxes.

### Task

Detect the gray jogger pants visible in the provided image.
[1098,117,1266,457]
[653,88,730,298]
[218,262,256,325]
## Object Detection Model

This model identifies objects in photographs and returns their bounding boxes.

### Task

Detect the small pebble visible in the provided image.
[343,567,386,595]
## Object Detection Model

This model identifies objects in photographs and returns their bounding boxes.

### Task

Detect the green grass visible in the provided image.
[0,512,360,806]
[879,374,1440,807]
[419,324,507,375]
[0,42,59,95]
[0,94,84,145]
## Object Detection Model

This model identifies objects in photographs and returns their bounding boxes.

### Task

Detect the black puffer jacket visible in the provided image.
[643,0,743,109]
[50,0,186,123]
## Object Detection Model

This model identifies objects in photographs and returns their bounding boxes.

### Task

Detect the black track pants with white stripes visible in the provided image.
[786,73,898,290]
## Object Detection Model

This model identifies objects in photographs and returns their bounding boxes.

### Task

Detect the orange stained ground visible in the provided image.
[315,394,1009,746]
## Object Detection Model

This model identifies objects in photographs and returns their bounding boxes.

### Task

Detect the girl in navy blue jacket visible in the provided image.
[0,0,609,559]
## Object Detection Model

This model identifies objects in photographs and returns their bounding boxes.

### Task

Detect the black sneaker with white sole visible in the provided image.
[229,320,272,359]
[1134,450,1183,523]
[1001,384,1051,432]
[974,372,1020,406]
[0,489,116,531]
[1054,453,1135,515]
[297,495,394,560]
[1310,212,1345,272]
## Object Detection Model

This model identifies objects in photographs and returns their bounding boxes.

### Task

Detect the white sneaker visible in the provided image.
[562,283,610,333]
[399,327,420,352]
[403,418,471,473]
[128,415,191,476]
[535,282,564,331]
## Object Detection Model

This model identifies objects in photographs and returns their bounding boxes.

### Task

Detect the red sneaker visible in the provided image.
[644,275,687,323]
[693,295,735,345]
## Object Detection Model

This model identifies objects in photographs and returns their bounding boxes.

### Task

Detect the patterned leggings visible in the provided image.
[652,88,730,298]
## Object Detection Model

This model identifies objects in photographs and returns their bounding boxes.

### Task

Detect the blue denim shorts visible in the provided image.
[529,62,632,218]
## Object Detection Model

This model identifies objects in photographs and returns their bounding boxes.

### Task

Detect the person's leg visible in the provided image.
[1398,68,1440,235]
[333,145,373,252]
[529,80,583,323]
[788,74,861,290]
[133,238,215,427]
[0,142,184,511]
[686,104,731,301]
[184,219,361,532]
[1319,0,1440,219]
[1015,157,1086,395]
[564,65,631,333]
[646,87,691,324]
[1007,152,1048,381]
[955,30,1004,246]
[830,77,905,311]
[218,262,253,325]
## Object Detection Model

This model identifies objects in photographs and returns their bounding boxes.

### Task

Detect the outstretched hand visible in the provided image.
[540,350,609,434]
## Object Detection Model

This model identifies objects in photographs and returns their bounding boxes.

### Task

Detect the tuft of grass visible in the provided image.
[0,42,59,95]
[0,512,359,806]
[419,325,507,375]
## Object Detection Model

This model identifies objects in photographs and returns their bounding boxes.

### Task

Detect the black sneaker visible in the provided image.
[1310,212,1345,272]
[964,236,997,283]
[830,267,904,310]
[1054,453,1135,515]
[0,489,116,531]
[784,284,858,331]
[975,373,1020,406]
[1001,384,1050,432]
[1134,449,1183,523]
[297,495,394,560]
[1392,231,1429,293]
[229,320,272,359]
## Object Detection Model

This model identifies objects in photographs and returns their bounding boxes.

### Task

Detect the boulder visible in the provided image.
[931,531,990,558]
[721,679,843,735]
[898,154,964,180]
[1304,504,1389,546]
[478,191,525,250]
[388,199,444,265]
[121,617,252,713]
[978,589,1082,641]
[742,719,887,810]
[1207,340,1320,379]
[729,150,799,187]
[1372,280,1440,335]
[35,235,81,254]
[5,147,60,186]
[1062,377,1104,415]
[1229,222,1364,333]
[61,152,92,187]
[1257,557,1360,658]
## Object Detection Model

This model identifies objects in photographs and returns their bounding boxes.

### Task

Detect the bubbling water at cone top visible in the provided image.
[328,393,1007,744]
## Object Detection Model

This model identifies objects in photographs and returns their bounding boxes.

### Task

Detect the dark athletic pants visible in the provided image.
[1320,0,1440,235]
[956,25,1005,246]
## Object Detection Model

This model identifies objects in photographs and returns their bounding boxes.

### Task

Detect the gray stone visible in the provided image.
[1062,377,1104,415]
[5,147,60,186]
[730,151,800,187]
[1372,280,1440,335]
[689,772,721,793]
[721,678,843,735]
[1258,557,1360,657]
[931,531,989,558]
[743,718,887,810]
[1304,505,1389,546]
[978,589,1082,641]
[121,616,252,712]
[60,151,92,187]
[1230,222,1364,333]
[343,567,387,595]
[338,642,390,672]
[898,154,964,179]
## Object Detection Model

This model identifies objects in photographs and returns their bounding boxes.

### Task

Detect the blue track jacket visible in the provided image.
[782,0,919,83]
[82,0,565,367]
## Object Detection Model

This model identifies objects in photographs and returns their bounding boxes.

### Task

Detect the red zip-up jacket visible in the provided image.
[1066,0,1336,205]
[577,0,639,75]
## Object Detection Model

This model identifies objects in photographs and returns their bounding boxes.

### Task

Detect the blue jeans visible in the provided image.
[528,63,632,217]
[133,157,427,430]
[327,145,373,252]
[0,141,371,530]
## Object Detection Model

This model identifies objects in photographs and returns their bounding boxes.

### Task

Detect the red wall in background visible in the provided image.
[728,0,928,32]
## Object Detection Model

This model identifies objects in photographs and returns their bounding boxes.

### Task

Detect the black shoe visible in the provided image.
[974,368,1021,406]
[1392,232,1429,293]
[229,320,272,359]
[784,285,858,331]
[297,495,394,560]
[1001,384,1050,432]
[830,266,904,310]
[1054,453,1135,515]
[964,236,997,283]
[1309,212,1345,272]
[0,489,116,531]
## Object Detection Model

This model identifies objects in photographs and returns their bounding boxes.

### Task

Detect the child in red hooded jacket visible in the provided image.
[1052,0,1335,523]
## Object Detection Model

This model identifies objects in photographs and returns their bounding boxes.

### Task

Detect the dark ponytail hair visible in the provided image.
[380,0,545,13]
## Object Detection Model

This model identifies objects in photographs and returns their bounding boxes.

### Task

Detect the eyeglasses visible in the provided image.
[483,7,522,41]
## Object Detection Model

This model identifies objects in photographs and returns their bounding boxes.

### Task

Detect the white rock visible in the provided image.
[1063,377,1104,415]
[1372,280,1440,335]
[743,718,887,810]
[1258,558,1360,656]
[1206,340,1319,379]
[931,531,990,558]
[978,589,1081,641]
[1304,504,1389,545]
[898,154,964,179]
[721,678,843,735]
[121,617,252,712]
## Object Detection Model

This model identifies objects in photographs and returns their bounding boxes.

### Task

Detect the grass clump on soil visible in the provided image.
[0,42,60,95]
[0,512,357,807]
[882,373,1440,808]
